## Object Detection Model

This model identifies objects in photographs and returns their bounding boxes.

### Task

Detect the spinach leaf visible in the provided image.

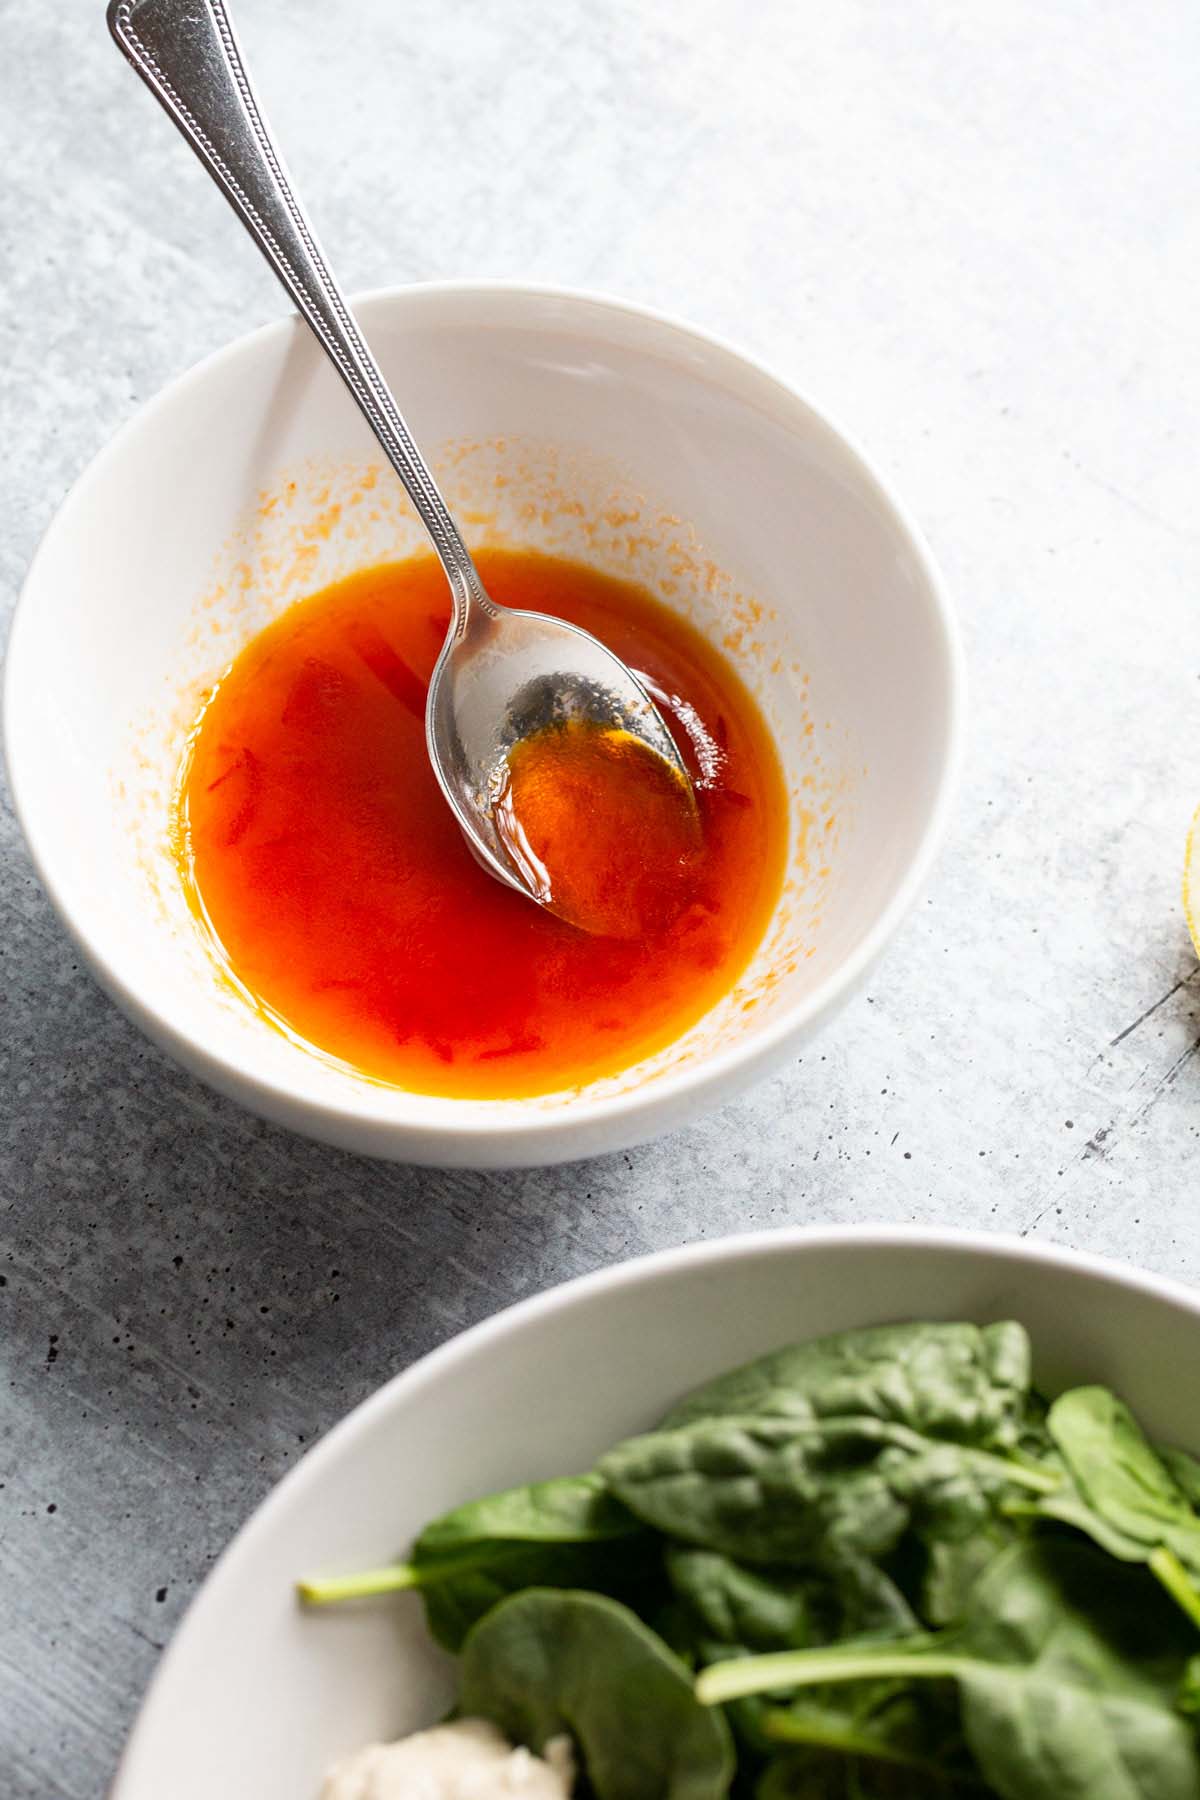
[600,1415,1056,1569]
[420,1534,665,1651]
[827,1557,924,1641]
[1177,1653,1200,1715]
[667,1547,918,1651]
[1047,1389,1200,1563]
[1161,1447,1200,1511]
[458,1588,735,1800]
[698,1541,1200,1800]
[922,1518,1021,1628]
[760,1756,955,1795]
[761,1682,989,1792]
[1005,1476,1200,1633]
[761,1653,982,1789]
[410,1473,660,1648]
[949,1541,1200,1799]
[1045,1387,1200,1626]
[298,1472,649,1644]
[662,1323,1032,1452]
[666,1549,821,1651]
[668,1547,921,1761]
[759,1752,990,1797]
[410,1461,658,1648]
[415,1471,640,1558]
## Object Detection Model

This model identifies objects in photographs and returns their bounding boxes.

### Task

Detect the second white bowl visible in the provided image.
[109,1226,1200,1800]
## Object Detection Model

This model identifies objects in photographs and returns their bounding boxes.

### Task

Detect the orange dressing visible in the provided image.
[177,549,788,1098]
[495,720,703,940]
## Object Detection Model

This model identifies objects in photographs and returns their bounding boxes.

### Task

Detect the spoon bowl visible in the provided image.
[427,597,691,905]
[108,0,693,920]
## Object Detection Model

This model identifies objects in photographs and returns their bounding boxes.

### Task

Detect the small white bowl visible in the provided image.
[108,1225,1200,1800]
[4,285,963,1166]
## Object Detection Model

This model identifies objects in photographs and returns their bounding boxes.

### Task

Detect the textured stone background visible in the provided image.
[2,0,1199,1793]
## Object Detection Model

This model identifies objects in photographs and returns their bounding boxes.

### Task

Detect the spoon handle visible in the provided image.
[107,0,489,623]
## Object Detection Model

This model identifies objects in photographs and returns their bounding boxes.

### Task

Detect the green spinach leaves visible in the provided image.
[663,1323,1032,1452]
[459,1589,735,1800]
[600,1413,1056,1569]
[301,1319,1200,1800]
[698,1541,1200,1800]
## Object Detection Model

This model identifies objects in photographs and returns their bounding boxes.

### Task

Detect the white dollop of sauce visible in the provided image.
[320,1717,575,1800]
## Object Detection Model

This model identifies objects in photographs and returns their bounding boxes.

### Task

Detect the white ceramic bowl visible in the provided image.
[5,285,963,1166]
[108,1224,1200,1800]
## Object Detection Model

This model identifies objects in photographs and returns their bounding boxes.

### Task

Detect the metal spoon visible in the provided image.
[107,0,692,913]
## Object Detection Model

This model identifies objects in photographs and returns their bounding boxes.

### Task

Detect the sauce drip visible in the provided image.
[177,549,787,1099]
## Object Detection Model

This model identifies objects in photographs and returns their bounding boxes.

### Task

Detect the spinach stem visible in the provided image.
[1150,1547,1200,1631]
[696,1646,965,1706]
[762,1708,952,1772]
[297,1563,421,1605]
[966,1450,1060,1495]
[298,1535,587,1605]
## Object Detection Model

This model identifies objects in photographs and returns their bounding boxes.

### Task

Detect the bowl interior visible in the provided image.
[6,288,958,1143]
[108,1230,1200,1800]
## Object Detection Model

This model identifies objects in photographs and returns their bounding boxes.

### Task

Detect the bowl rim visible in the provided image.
[4,280,967,1145]
[109,1222,1200,1798]
[203,1223,1200,1489]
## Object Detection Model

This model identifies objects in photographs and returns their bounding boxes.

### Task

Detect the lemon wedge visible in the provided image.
[1187,805,1200,958]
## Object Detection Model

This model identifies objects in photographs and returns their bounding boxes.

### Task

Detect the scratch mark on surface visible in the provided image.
[1127,1031,1200,1130]
[1110,970,1198,1047]
[1019,1198,1059,1238]
[1069,462,1200,545]
[1026,1026,1200,1237]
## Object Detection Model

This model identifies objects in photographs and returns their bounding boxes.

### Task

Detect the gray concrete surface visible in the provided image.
[3,0,1200,1793]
